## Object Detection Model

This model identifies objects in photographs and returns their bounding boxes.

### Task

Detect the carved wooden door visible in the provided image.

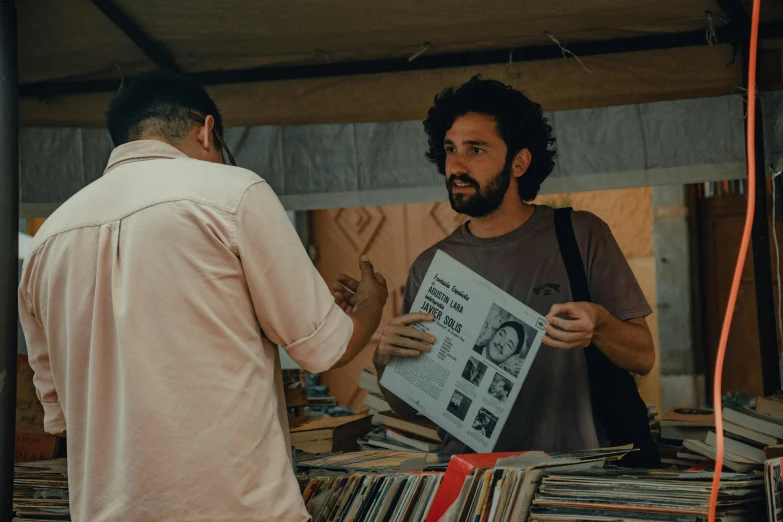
[312,202,465,410]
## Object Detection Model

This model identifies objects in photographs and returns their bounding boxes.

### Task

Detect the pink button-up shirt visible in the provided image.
[18,140,353,521]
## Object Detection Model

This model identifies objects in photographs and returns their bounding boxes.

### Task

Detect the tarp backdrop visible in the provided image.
[19,91,783,217]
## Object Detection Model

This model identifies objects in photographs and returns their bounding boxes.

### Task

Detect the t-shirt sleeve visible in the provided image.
[401,271,420,315]
[578,212,653,321]
[401,250,434,314]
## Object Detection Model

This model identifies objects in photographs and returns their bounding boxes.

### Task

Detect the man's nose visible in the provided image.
[447,155,469,177]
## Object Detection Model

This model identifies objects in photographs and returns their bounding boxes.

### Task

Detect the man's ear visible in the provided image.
[512,149,532,179]
[197,115,216,151]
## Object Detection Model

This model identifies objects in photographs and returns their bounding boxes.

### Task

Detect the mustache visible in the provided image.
[447,174,479,190]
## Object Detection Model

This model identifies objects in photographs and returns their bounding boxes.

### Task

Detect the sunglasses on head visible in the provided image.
[189,112,236,166]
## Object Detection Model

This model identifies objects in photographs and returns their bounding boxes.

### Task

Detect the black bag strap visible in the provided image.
[553,208,590,303]
[552,207,660,468]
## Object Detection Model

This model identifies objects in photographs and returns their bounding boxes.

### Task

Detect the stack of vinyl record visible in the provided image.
[296,449,445,474]
[439,448,630,522]
[13,459,70,521]
[529,467,765,521]
[298,472,443,522]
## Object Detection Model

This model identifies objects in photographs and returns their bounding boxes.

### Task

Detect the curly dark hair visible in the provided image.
[423,75,556,201]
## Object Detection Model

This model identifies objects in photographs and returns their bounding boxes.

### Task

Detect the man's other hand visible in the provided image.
[373,313,436,368]
[542,301,605,349]
[333,256,388,317]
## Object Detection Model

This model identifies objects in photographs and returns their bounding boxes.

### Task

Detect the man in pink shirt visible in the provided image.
[18,71,387,522]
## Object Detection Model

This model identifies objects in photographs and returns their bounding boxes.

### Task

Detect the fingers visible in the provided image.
[342,290,357,307]
[334,292,356,314]
[380,347,424,358]
[332,281,357,307]
[375,271,387,287]
[390,313,436,326]
[334,291,348,310]
[378,335,431,357]
[544,323,589,342]
[332,280,355,295]
[375,318,437,363]
[336,273,360,292]
[384,333,433,352]
[373,349,391,368]
[386,324,436,344]
[545,315,586,332]
[359,255,375,281]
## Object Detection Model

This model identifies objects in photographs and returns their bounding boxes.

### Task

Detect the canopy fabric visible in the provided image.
[19,91,783,217]
[18,0,750,84]
[17,1,783,127]
[20,44,747,128]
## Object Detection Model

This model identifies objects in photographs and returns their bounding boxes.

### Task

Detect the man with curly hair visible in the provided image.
[336,76,657,465]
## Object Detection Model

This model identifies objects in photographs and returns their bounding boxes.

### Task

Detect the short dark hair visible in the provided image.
[106,70,224,147]
[496,321,527,356]
[423,75,556,201]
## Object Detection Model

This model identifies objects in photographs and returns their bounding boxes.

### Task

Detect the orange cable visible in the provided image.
[708,0,761,520]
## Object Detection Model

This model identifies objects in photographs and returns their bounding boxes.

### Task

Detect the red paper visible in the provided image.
[426,452,529,522]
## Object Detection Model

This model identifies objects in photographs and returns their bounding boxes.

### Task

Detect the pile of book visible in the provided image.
[529,467,765,521]
[358,369,444,454]
[284,382,310,429]
[285,369,353,426]
[290,413,374,454]
[360,368,391,416]
[13,459,70,521]
[298,472,444,522]
[674,393,783,473]
[655,406,716,469]
[752,392,783,460]
[305,372,342,415]
[658,406,715,443]
[360,411,443,454]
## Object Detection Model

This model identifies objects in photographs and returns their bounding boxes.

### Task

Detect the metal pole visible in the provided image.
[719,0,781,395]
[0,1,18,521]
[741,49,781,395]
[750,106,780,394]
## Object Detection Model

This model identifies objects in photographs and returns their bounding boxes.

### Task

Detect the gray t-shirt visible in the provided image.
[401,205,652,455]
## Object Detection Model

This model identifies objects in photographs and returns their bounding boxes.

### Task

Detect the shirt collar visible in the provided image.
[104,140,189,175]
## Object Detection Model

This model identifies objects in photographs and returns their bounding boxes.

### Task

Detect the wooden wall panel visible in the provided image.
[311,205,407,411]
[698,194,782,398]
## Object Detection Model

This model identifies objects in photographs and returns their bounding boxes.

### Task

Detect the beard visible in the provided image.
[447,161,512,218]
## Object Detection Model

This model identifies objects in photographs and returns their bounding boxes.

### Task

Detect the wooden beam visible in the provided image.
[19,21,783,99]
[90,0,180,72]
